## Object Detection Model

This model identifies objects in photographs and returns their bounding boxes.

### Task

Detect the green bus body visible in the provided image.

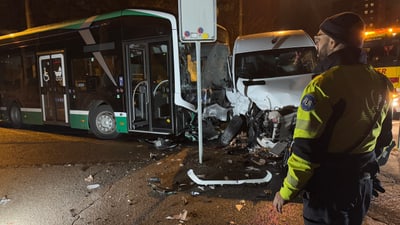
[0,9,230,139]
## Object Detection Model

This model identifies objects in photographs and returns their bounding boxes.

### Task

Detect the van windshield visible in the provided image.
[235,47,317,79]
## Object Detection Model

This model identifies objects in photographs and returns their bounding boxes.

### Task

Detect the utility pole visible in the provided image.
[24,0,32,28]
[239,0,243,35]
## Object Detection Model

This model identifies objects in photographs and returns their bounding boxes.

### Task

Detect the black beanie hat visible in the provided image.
[320,12,365,48]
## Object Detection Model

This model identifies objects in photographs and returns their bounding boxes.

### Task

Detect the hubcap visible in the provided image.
[96,112,115,134]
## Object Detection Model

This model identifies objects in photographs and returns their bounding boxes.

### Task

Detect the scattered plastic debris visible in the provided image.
[148,177,161,183]
[145,138,178,150]
[84,175,94,182]
[190,191,200,196]
[149,183,176,195]
[251,158,266,166]
[268,161,277,166]
[187,169,272,186]
[181,196,188,205]
[87,184,100,190]
[196,174,206,179]
[245,166,260,171]
[235,200,246,211]
[269,142,288,156]
[149,153,158,160]
[0,196,10,205]
[166,209,189,221]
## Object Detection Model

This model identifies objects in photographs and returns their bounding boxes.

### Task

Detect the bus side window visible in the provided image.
[0,55,23,90]
[23,53,39,102]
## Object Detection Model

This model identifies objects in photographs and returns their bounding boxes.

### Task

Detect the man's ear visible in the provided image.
[329,38,338,48]
[329,38,344,52]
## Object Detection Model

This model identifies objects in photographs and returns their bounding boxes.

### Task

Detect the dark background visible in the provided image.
[0,0,399,46]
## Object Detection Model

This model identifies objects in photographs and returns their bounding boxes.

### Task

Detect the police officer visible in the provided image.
[273,12,394,225]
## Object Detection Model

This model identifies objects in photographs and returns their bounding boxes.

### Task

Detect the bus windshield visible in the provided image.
[178,31,230,106]
[235,47,317,79]
[364,37,400,67]
[363,28,400,113]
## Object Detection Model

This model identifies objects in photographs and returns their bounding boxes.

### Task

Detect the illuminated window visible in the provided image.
[365,3,369,7]
[370,9,374,13]
[364,10,369,14]
[370,3,374,6]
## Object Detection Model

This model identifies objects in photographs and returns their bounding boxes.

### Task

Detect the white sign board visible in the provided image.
[178,0,217,42]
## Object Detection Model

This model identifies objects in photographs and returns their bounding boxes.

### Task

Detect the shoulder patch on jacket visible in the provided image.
[301,94,316,111]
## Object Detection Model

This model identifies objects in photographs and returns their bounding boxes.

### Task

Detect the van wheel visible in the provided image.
[219,115,244,146]
[9,103,22,128]
[89,105,119,139]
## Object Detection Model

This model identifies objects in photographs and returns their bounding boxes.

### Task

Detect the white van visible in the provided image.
[226,29,317,115]
[221,30,317,149]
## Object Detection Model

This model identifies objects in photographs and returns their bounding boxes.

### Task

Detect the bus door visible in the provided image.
[126,41,173,133]
[38,53,69,124]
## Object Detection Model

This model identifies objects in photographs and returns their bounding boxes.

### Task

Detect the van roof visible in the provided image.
[233,29,315,54]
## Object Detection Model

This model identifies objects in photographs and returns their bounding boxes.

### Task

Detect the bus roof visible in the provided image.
[364,27,400,40]
[233,30,315,54]
[0,9,175,42]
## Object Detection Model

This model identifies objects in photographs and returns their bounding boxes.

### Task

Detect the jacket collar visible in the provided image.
[313,47,367,74]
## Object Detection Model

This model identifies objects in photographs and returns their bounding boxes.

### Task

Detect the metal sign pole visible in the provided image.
[196,41,203,164]
[178,0,216,164]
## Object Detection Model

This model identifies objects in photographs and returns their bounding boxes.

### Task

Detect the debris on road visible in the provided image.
[235,200,246,211]
[190,191,200,196]
[251,158,266,166]
[149,183,176,195]
[84,175,94,182]
[245,166,260,171]
[181,196,188,205]
[147,177,161,183]
[0,196,10,205]
[187,169,272,186]
[166,209,189,221]
[87,184,100,190]
[144,137,178,150]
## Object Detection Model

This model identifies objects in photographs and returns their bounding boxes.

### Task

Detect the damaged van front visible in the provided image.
[221,30,317,155]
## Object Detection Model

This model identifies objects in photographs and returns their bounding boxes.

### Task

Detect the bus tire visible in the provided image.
[89,105,119,139]
[219,115,244,146]
[9,103,22,128]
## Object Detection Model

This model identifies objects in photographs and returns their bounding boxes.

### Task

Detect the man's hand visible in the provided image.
[273,192,287,214]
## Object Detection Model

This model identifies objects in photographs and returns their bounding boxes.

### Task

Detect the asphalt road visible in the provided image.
[0,123,400,225]
[0,126,171,225]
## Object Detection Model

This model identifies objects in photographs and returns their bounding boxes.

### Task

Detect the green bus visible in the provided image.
[0,9,229,139]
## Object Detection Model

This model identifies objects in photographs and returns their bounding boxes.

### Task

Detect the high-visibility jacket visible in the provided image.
[279,63,394,200]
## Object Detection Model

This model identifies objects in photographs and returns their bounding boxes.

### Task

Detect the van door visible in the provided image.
[38,52,69,124]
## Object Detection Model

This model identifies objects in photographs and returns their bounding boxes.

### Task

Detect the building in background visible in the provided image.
[333,0,400,28]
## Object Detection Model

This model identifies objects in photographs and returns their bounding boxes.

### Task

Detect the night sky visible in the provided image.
[0,0,399,43]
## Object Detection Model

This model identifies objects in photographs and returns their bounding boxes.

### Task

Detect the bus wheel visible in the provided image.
[89,105,119,139]
[9,103,22,128]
